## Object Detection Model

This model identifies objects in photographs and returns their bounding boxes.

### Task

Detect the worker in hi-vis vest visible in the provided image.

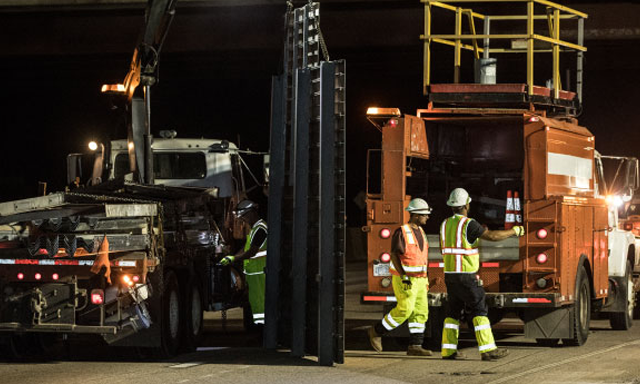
[368,198,433,356]
[220,200,267,326]
[440,188,524,361]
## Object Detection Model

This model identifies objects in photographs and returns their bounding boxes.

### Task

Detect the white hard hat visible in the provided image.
[406,198,432,215]
[234,199,258,218]
[447,188,471,207]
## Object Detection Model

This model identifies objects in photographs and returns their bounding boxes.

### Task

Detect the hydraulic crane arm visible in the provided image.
[112,0,178,185]
[123,0,177,97]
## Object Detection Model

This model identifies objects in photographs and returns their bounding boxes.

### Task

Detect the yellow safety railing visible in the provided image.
[421,0,588,100]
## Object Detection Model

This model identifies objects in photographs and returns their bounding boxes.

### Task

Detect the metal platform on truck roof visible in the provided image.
[426,83,578,112]
[421,0,587,117]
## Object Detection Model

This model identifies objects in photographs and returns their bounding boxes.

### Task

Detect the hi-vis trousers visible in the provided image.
[244,257,266,325]
[441,273,497,356]
[380,275,429,339]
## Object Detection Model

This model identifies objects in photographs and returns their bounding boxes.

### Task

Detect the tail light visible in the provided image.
[536,253,548,264]
[536,228,548,239]
[91,289,104,305]
[379,228,391,239]
[380,253,391,263]
[17,273,24,280]
[52,273,59,280]
[388,119,399,128]
[122,275,134,287]
[34,273,42,280]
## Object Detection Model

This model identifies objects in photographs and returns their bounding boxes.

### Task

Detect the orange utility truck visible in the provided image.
[361,0,640,347]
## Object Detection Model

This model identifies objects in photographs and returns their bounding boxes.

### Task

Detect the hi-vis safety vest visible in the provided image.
[390,224,428,278]
[440,215,480,273]
[243,219,267,275]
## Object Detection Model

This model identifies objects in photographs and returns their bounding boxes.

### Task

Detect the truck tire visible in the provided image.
[610,260,634,330]
[563,265,591,346]
[159,270,181,357]
[183,277,204,351]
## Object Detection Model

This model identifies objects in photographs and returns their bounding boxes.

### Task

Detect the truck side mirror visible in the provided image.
[625,158,639,191]
[263,154,270,184]
[66,153,83,186]
[209,140,230,153]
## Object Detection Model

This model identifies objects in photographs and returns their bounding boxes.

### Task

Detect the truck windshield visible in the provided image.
[114,152,207,179]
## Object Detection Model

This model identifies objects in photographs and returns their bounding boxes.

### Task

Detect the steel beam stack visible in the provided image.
[265,2,346,366]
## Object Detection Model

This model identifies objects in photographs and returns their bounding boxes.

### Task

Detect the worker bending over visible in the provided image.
[221,200,268,326]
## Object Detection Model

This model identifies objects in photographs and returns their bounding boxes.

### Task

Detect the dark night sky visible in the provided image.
[1,1,640,227]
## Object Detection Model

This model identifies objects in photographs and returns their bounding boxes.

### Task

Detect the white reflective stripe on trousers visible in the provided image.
[478,343,497,352]
[442,344,458,350]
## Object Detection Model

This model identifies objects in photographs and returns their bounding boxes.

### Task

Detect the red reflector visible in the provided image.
[380,253,391,263]
[34,273,42,280]
[379,228,391,239]
[91,289,104,305]
[536,253,548,264]
[17,273,24,280]
[363,295,395,302]
[528,298,552,303]
[624,223,633,231]
[16,259,38,265]
[132,275,140,283]
[482,262,499,268]
[429,262,443,268]
[537,228,548,239]
[52,273,59,280]
[528,116,540,122]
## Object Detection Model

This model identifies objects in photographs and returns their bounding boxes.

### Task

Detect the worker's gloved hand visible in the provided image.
[220,255,235,266]
[402,275,412,290]
[513,225,525,237]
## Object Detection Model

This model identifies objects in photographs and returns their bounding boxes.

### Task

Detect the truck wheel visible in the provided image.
[563,265,591,346]
[610,260,634,330]
[159,270,181,357]
[183,277,204,351]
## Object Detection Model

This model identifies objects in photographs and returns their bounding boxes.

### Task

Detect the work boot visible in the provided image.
[481,347,509,361]
[368,326,382,352]
[442,351,467,360]
[407,345,432,356]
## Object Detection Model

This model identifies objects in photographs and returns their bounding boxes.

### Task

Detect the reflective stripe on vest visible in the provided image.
[390,224,428,277]
[244,219,268,254]
[440,215,479,273]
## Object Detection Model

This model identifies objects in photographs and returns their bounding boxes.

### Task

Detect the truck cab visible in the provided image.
[108,137,241,197]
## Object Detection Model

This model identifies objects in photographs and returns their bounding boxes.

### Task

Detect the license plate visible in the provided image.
[373,263,390,277]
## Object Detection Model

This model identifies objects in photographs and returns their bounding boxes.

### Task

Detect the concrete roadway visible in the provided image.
[2,262,640,384]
